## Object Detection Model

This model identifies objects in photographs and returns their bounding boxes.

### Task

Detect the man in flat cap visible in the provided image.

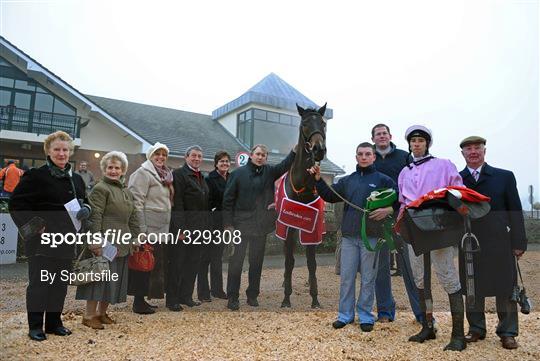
[459,136,527,350]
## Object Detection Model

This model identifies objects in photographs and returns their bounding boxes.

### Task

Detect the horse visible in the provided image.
[278,103,327,308]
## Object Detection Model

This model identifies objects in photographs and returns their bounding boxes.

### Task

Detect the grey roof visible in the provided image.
[212,73,333,120]
[87,95,246,158]
[87,95,344,174]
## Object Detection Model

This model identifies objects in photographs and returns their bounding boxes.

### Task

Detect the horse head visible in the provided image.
[296,103,327,163]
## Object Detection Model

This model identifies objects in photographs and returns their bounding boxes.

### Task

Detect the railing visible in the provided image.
[0,105,81,138]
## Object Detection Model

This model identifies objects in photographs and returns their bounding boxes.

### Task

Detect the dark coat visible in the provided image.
[9,164,86,259]
[170,164,210,233]
[205,169,228,230]
[223,151,295,236]
[459,163,527,297]
[374,142,410,182]
[316,164,397,237]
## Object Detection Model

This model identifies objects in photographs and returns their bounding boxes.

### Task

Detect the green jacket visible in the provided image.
[89,177,141,257]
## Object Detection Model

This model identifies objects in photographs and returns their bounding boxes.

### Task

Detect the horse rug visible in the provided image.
[274,173,325,245]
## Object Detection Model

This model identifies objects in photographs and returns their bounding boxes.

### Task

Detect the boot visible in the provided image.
[444,291,466,351]
[409,288,436,343]
[133,296,155,315]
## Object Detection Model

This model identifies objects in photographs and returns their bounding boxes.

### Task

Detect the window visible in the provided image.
[53,98,75,115]
[0,77,14,88]
[34,93,54,112]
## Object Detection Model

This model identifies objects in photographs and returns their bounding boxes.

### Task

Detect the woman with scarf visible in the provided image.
[76,151,140,328]
[128,142,173,314]
[9,131,87,341]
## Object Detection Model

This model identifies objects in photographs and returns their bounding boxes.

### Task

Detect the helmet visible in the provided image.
[405,125,433,148]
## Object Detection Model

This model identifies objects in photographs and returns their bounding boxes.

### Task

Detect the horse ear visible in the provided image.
[318,103,327,117]
[296,103,305,116]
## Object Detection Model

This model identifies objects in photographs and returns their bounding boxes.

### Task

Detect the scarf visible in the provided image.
[151,161,174,202]
[46,156,72,179]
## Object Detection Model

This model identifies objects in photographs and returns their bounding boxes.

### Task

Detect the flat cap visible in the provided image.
[460,136,486,148]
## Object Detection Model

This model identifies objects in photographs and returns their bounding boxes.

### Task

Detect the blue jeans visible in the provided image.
[374,240,424,322]
[338,236,379,325]
[375,244,395,320]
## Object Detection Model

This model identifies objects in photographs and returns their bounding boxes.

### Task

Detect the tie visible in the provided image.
[472,170,479,182]
[194,171,202,184]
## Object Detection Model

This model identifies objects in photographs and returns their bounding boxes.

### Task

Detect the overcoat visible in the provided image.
[9,164,86,259]
[459,163,527,297]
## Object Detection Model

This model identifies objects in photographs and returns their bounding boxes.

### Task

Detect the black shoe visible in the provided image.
[227,299,240,311]
[28,329,46,341]
[181,299,202,307]
[409,324,437,342]
[133,303,156,315]
[167,304,183,312]
[211,291,228,299]
[45,326,72,336]
[360,323,374,332]
[332,320,349,329]
[247,297,259,307]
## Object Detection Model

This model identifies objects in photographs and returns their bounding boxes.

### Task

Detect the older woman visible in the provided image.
[76,151,140,329]
[197,151,230,301]
[9,131,87,341]
[128,142,173,314]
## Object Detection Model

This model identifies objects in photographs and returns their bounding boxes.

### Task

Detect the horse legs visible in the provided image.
[306,245,320,308]
[281,231,295,308]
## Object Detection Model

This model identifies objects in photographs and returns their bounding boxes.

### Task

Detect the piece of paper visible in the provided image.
[64,198,81,231]
[102,241,118,261]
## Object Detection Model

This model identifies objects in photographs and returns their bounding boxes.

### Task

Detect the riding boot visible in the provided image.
[444,291,466,351]
[409,288,436,343]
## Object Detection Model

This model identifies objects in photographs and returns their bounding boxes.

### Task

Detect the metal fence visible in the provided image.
[0,105,80,138]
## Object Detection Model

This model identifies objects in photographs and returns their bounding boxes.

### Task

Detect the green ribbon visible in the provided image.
[360,188,397,252]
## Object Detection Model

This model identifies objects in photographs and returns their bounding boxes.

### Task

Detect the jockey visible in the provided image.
[397,125,466,351]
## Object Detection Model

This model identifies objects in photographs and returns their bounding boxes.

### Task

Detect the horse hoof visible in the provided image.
[281,301,291,308]
[311,301,321,309]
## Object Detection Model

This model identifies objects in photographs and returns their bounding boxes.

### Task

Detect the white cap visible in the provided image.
[404,125,433,147]
[146,142,170,161]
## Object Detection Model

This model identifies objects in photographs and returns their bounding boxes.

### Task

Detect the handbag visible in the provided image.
[71,247,110,286]
[128,244,155,272]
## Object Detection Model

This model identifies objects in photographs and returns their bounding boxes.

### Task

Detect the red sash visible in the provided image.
[275,173,325,245]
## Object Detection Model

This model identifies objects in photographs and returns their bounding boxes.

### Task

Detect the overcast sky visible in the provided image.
[1,0,538,206]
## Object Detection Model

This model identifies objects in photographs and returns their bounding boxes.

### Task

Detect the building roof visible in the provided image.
[87,95,246,159]
[0,35,149,147]
[87,95,344,174]
[212,73,334,120]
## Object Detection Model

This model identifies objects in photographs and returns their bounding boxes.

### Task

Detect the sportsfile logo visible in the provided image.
[40,229,243,247]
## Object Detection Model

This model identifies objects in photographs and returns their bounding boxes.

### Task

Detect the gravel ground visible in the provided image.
[1,248,538,360]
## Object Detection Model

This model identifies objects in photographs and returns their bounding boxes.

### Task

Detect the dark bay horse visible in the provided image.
[280,103,327,308]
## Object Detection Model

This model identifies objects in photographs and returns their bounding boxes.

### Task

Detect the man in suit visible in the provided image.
[223,144,295,311]
[459,136,527,350]
[168,145,210,310]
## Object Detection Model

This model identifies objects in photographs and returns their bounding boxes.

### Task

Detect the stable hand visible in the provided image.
[307,165,321,181]
[368,207,393,221]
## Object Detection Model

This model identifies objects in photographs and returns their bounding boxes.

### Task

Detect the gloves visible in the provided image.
[76,204,92,221]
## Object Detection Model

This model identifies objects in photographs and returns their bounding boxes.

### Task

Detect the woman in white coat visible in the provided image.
[127,142,173,314]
